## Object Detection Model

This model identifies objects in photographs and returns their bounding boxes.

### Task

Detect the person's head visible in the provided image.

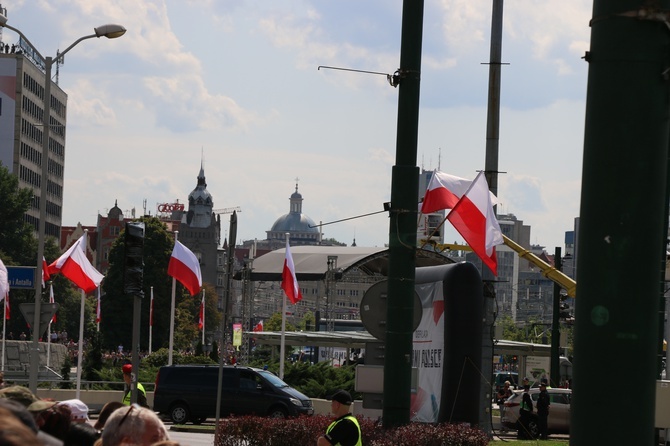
[328,390,353,417]
[503,381,510,388]
[64,422,100,446]
[94,401,125,430]
[33,403,72,440]
[0,407,41,446]
[101,404,168,445]
[58,399,90,423]
[0,385,39,407]
[539,382,547,391]
[0,398,38,433]
[523,384,530,391]
[122,364,133,384]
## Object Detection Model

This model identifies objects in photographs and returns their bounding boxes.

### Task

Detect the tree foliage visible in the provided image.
[0,162,37,265]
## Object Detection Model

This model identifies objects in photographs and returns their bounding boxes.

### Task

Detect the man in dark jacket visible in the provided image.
[536,381,551,440]
[518,384,533,439]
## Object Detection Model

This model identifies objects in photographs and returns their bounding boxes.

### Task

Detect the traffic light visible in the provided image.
[559,293,573,320]
[124,222,145,297]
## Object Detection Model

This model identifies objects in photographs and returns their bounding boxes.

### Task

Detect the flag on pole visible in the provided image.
[253,320,264,332]
[446,172,504,275]
[198,293,204,330]
[168,240,202,296]
[42,257,50,287]
[4,293,9,320]
[49,284,57,323]
[420,170,499,214]
[96,288,101,324]
[0,258,8,302]
[281,239,302,304]
[47,235,104,293]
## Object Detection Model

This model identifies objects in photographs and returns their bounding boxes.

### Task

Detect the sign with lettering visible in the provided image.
[7,266,35,289]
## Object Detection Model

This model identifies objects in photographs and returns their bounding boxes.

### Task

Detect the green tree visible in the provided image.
[265,312,296,332]
[0,162,37,265]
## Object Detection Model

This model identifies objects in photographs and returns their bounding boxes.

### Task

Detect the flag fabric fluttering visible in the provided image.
[253,320,264,332]
[4,293,9,320]
[42,257,50,287]
[168,240,202,296]
[0,258,8,302]
[49,284,57,323]
[446,171,504,275]
[281,239,302,304]
[198,294,204,330]
[96,288,101,324]
[47,235,104,293]
[420,170,499,214]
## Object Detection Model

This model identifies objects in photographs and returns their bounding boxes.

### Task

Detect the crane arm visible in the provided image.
[502,234,576,298]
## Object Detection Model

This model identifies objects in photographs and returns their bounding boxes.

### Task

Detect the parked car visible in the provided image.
[501,388,572,438]
[153,365,314,424]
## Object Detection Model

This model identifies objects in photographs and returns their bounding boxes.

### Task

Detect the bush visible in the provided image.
[215,415,489,446]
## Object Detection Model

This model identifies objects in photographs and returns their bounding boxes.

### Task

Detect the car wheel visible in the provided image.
[169,403,190,424]
[527,417,540,439]
[268,406,288,418]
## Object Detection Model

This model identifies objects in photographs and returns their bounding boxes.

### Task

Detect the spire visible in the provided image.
[290,179,303,214]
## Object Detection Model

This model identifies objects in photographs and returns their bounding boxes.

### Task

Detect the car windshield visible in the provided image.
[258,370,289,388]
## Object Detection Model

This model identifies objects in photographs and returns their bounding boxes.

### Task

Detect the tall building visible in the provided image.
[0,28,67,239]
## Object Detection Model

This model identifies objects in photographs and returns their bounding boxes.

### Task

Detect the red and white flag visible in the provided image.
[447,172,504,275]
[96,288,101,324]
[281,239,302,304]
[253,320,264,332]
[198,293,204,330]
[47,234,104,293]
[4,293,9,320]
[421,170,499,214]
[42,257,50,287]
[0,258,9,319]
[49,284,57,323]
[168,240,202,296]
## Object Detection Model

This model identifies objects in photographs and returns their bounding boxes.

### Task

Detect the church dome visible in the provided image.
[267,183,320,244]
[270,213,319,234]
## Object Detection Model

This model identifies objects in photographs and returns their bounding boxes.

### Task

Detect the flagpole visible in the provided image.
[168,231,178,366]
[149,286,153,355]
[279,233,289,380]
[202,289,206,345]
[47,286,52,368]
[75,288,85,400]
[1,293,6,372]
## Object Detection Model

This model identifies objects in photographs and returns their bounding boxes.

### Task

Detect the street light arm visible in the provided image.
[56,34,98,65]
[0,22,45,60]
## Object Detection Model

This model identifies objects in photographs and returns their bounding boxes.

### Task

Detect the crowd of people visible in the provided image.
[0,365,179,446]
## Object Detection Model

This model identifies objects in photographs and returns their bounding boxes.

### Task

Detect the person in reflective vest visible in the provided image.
[317,389,361,446]
[122,364,148,408]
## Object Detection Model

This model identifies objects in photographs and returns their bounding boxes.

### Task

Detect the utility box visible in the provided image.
[656,380,670,428]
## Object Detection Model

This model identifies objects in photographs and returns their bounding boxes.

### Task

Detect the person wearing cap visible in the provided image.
[496,380,512,405]
[122,364,148,408]
[317,390,361,446]
[536,381,550,440]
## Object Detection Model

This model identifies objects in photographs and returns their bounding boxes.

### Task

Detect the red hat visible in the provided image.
[122,364,133,374]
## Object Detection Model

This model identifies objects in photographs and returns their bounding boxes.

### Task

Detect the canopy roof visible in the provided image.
[238,246,455,281]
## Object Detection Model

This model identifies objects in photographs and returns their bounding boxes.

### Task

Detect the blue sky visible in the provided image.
[3,0,591,249]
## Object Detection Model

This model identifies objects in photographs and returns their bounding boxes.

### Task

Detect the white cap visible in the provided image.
[58,399,89,422]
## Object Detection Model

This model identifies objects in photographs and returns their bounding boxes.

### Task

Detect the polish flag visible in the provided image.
[421,170,499,214]
[281,239,302,304]
[198,293,204,330]
[49,284,57,323]
[253,320,264,332]
[96,288,101,324]
[47,235,104,293]
[447,172,504,275]
[168,240,202,296]
[0,258,9,319]
[42,257,50,287]
[4,293,9,320]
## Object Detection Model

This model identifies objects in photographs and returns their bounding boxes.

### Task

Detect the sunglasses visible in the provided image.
[118,404,139,428]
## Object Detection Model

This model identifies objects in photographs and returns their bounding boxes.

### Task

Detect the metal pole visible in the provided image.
[168,231,178,366]
[481,0,504,434]
[550,247,561,386]
[383,0,424,428]
[572,0,670,443]
[30,55,53,393]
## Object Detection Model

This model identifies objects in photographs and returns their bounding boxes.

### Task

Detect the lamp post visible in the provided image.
[0,15,125,392]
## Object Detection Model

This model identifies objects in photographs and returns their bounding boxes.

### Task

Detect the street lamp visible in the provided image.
[0,15,125,392]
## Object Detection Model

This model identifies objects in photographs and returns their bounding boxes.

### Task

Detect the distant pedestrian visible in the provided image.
[19,332,26,341]
[536,381,550,440]
[517,384,533,439]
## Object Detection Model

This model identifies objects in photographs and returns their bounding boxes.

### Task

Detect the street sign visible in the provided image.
[6,266,35,289]
[18,303,58,339]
